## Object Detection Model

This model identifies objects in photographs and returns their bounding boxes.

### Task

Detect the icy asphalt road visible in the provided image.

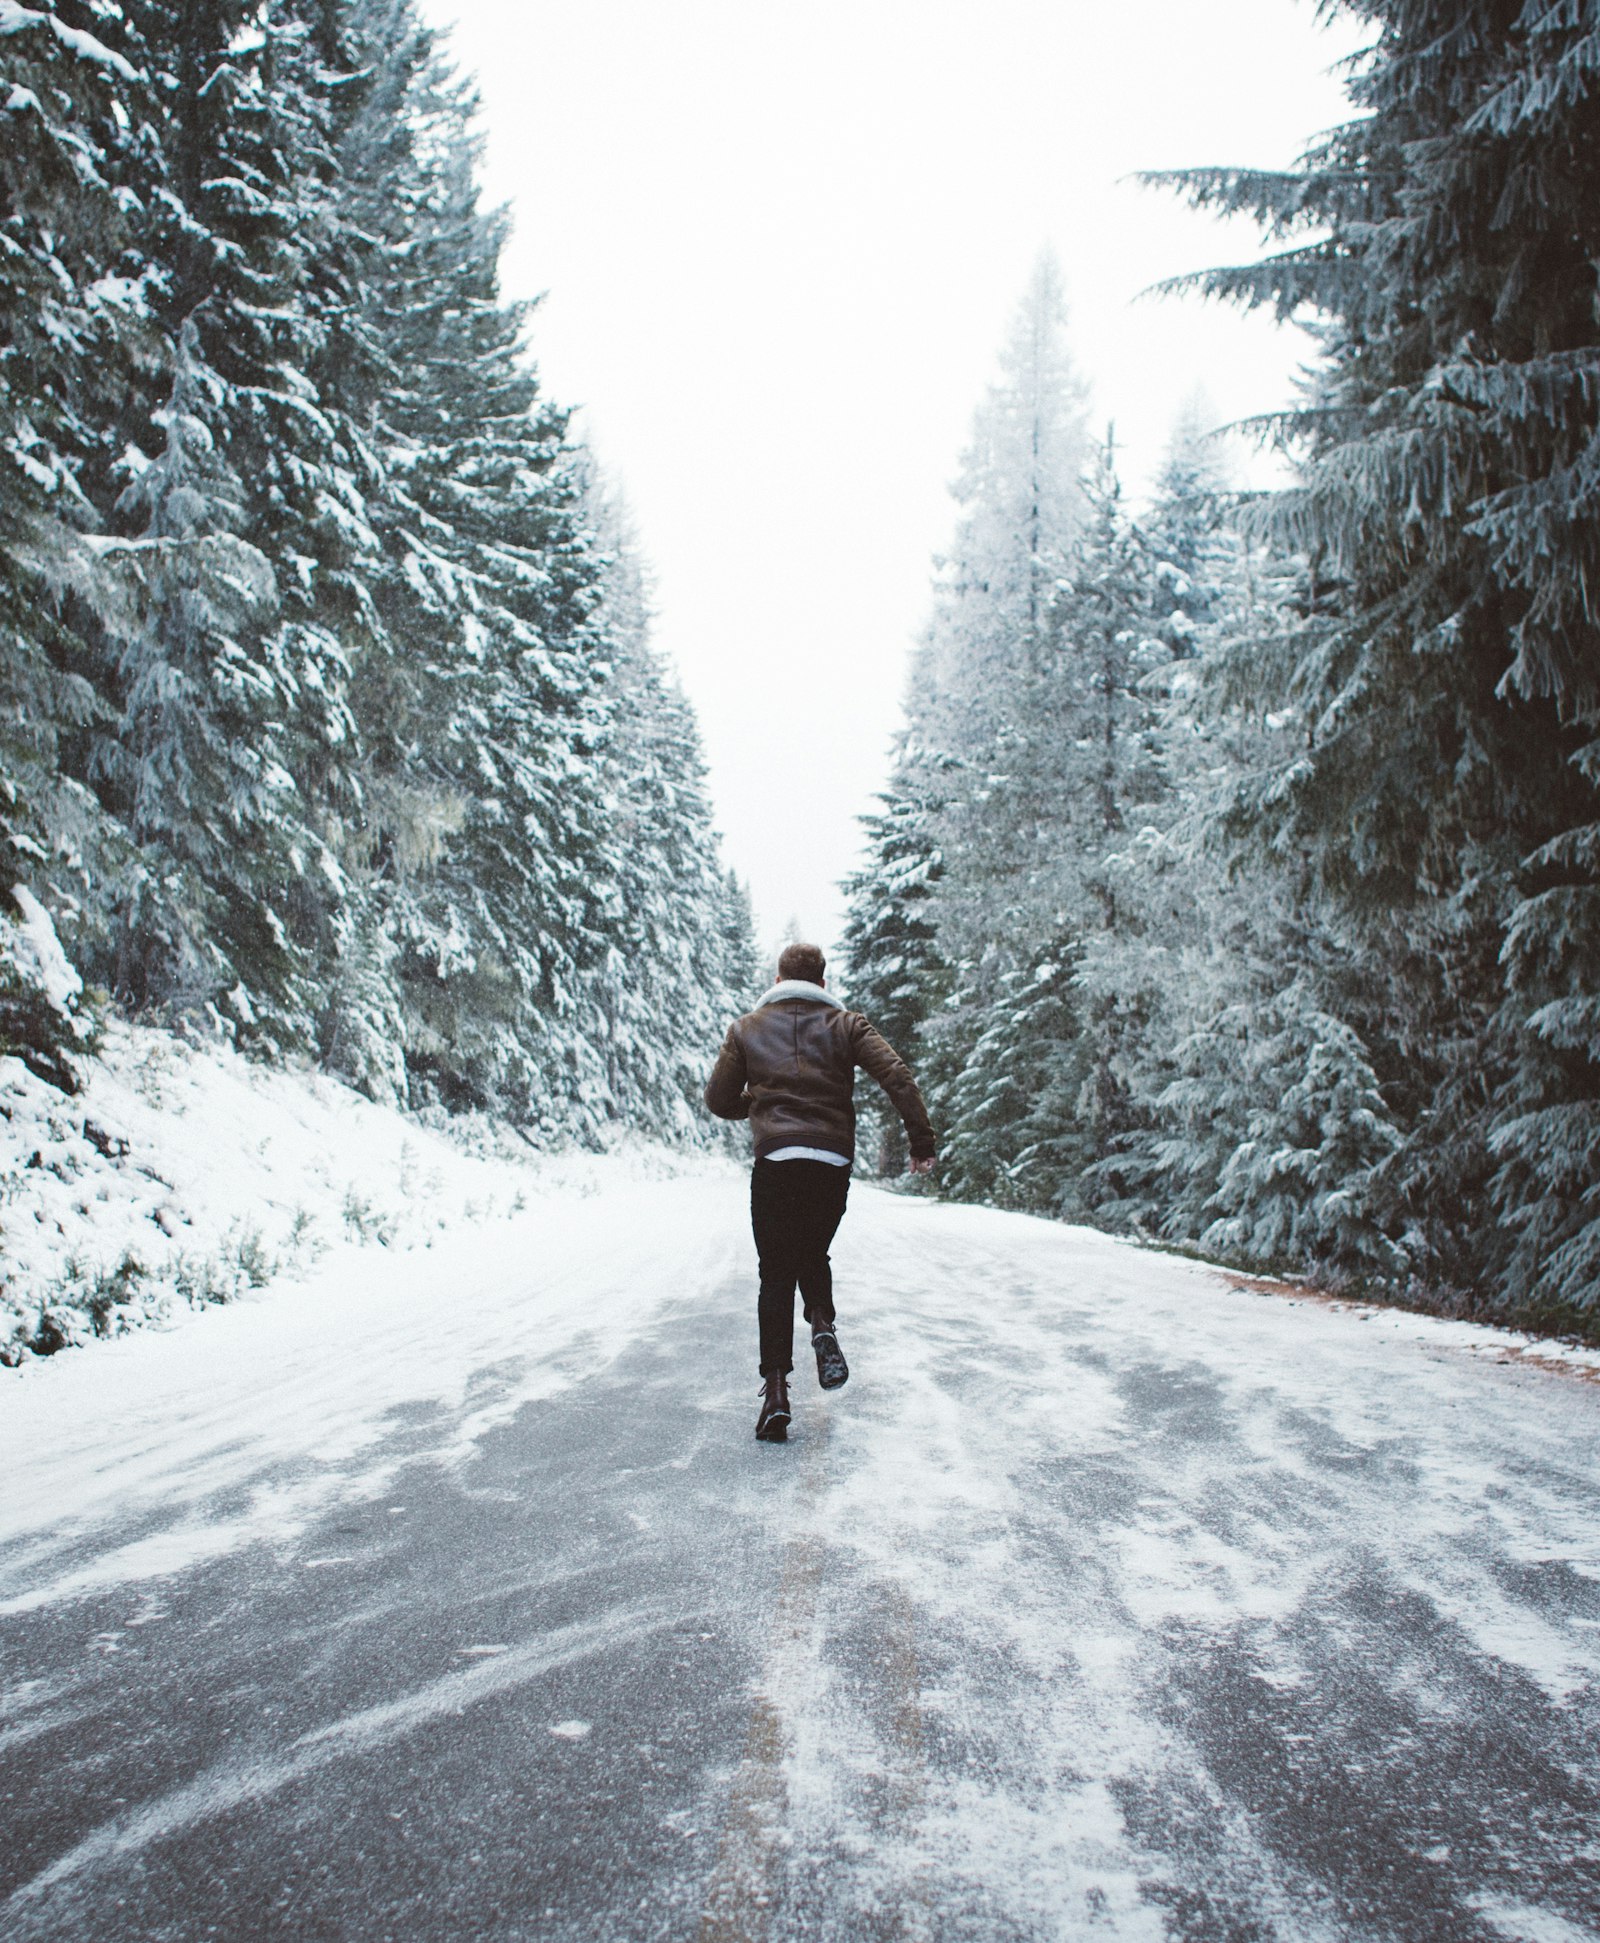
[3,1166,1599,1942]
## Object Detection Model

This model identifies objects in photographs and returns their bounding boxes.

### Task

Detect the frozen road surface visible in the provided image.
[3,1163,1599,1941]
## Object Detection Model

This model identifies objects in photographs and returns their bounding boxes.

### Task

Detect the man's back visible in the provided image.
[705,979,933,1165]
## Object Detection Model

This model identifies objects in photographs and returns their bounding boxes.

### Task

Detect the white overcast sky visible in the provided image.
[416,0,1366,966]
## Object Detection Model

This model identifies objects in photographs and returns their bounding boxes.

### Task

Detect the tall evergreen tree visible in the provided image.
[716,869,764,1011]
[1149,0,1600,1319]
[98,320,295,1025]
[1087,412,1418,1276]
[0,2,148,946]
[936,434,1167,1211]
[839,744,951,1172]
[580,483,756,1137]
[323,10,615,1120]
[845,261,1105,1191]
[913,250,1090,964]
[63,0,374,1042]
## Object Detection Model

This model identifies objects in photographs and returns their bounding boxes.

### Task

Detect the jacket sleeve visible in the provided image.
[704,1024,752,1120]
[850,1016,935,1159]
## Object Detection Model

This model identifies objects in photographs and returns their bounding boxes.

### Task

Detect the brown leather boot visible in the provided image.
[755,1372,791,1442]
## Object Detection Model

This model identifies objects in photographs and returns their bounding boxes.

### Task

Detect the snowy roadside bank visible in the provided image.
[9,1015,1600,1398]
[0,1018,728,1367]
[1208,1268,1600,1388]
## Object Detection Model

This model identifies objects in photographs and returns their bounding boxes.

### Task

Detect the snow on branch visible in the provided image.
[0,0,141,81]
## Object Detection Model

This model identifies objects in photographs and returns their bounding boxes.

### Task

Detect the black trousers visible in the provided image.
[751,1158,851,1376]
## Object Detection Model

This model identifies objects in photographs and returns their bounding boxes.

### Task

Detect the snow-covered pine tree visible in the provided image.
[1467,6,1600,1325]
[1136,910,1410,1282]
[857,256,1091,1189]
[96,320,295,1025]
[1149,0,1600,1322]
[308,0,450,1101]
[939,433,1168,1212]
[331,29,615,1123]
[1074,404,1256,1231]
[235,0,383,1014]
[66,0,374,1046]
[1223,975,1409,1277]
[580,481,754,1138]
[1142,395,1234,667]
[842,756,950,1056]
[935,938,1089,1208]
[1496,787,1600,1322]
[0,1,150,979]
[717,870,763,1010]
[912,250,1090,967]
[1072,405,1414,1273]
[927,253,1089,691]
[839,744,950,1172]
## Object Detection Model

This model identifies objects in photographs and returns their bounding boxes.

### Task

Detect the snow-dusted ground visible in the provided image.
[3,1058,1600,1939]
[0,1018,699,1358]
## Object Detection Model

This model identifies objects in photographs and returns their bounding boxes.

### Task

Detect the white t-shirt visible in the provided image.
[766,1146,851,1167]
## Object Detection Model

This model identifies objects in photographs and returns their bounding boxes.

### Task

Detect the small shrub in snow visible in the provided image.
[171,1224,278,1309]
[28,1309,82,1358]
[78,1254,149,1338]
[286,1206,322,1258]
[340,1189,396,1247]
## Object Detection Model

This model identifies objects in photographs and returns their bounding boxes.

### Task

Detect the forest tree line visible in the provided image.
[844,0,1600,1336]
[0,0,759,1139]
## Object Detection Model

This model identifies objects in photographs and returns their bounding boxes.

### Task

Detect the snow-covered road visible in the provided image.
[3,1164,1599,1941]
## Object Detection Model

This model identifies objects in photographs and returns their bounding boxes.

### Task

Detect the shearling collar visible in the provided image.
[753,979,846,1011]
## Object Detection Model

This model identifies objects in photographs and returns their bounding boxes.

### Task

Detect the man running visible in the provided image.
[704,942,936,1442]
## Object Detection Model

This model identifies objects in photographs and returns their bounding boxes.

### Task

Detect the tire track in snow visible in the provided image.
[698,1401,934,1941]
[3,1603,670,1922]
[698,1417,832,1942]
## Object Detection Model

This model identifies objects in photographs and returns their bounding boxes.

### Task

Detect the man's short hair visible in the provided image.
[778,942,826,985]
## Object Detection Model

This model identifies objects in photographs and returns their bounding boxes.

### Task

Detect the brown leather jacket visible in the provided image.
[704,981,935,1164]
